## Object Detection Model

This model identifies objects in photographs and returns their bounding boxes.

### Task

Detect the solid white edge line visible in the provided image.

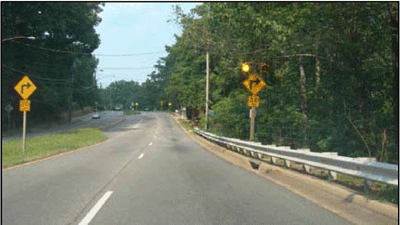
[79,191,113,225]
[138,153,145,159]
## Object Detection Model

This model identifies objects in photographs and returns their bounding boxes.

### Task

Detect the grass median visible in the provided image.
[2,128,107,169]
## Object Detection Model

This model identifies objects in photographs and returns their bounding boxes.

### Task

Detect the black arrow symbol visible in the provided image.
[250,78,261,90]
[21,83,31,94]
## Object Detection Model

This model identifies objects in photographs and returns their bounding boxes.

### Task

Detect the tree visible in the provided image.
[1,2,103,126]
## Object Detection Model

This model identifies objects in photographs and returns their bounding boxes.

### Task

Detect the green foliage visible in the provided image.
[2,2,103,127]
[93,3,397,164]
[153,2,397,163]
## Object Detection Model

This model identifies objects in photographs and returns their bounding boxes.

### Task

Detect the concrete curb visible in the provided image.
[171,115,398,225]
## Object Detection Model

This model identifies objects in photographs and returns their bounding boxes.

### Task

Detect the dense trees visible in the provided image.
[2,2,103,126]
[3,3,396,163]
[143,2,398,163]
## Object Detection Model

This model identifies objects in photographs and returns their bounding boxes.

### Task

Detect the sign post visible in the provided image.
[14,76,36,153]
[242,63,268,141]
[249,107,257,141]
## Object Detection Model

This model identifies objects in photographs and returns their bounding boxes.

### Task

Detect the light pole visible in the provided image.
[2,36,35,42]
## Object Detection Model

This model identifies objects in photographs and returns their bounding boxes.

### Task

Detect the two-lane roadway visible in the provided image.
[2,112,352,225]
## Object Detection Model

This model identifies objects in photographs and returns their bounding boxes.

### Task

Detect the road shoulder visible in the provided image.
[171,115,398,225]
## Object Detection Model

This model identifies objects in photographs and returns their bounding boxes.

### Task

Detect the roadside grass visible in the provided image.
[2,128,107,169]
[123,110,140,115]
[178,119,193,132]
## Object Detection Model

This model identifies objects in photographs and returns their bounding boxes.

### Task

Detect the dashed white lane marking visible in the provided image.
[138,153,145,159]
[149,142,153,146]
[79,191,113,225]
[132,119,143,129]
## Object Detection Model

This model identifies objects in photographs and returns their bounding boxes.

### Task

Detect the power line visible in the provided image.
[100,67,155,70]
[10,40,165,57]
[2,64,70,82]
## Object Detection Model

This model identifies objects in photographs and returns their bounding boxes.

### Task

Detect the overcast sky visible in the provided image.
[92,2,201,88]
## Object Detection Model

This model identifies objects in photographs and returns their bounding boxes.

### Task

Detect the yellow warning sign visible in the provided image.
[243,73,266,95]
[19,99,31,112]
[14,76,37,99]
[247,95,260,108]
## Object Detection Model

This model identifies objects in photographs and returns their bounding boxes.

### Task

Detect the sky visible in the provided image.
[92,2,201,88]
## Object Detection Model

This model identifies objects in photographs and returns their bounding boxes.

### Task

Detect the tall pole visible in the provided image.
[205,2,210,131]
[68,62,75,124]
[205,50,209,130]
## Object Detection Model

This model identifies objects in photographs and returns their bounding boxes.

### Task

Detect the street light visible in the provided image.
[2,36,36,42]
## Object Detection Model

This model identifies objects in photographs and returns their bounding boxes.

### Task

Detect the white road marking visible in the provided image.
[149,142,153,146]
[138,153,145,159]
[79,191,113,225]
[132,119,143,129]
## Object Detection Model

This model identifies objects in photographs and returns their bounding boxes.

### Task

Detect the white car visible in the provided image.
[92,112,100,119]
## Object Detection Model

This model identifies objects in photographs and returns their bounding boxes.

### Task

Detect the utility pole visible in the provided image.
[68,61,76,124]
[205,50,209,130]
[205,3,210,131]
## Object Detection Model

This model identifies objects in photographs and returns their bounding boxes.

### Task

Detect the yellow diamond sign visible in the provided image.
[14,76,37,99]
[243,73,267,95]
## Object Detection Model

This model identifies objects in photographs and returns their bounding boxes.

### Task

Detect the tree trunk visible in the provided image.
[315,54,321,89]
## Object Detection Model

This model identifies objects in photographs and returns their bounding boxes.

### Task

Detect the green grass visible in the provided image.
[178,119,193,131]
[123,110,140,115]
[2,128,107,169]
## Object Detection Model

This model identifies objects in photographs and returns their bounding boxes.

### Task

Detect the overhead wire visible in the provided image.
[2,64,70,83]
[9,40,166,57]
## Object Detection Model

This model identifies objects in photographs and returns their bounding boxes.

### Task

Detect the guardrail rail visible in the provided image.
[194,128,398,187]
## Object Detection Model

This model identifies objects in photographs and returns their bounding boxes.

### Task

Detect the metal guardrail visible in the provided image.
[194,128,398,186]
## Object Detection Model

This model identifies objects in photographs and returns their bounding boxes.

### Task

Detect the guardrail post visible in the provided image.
[364,180,373,192]
[329,171,337,180]
[271,157,278,164]
[257,153,263,159]
[303,164,311,174]
[284,160,291,168]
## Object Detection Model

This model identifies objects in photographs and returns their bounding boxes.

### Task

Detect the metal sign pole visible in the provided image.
[22,110,27,153]
[250,107,256,141]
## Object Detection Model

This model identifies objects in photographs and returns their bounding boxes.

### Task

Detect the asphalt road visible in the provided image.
[2,112,352,225]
